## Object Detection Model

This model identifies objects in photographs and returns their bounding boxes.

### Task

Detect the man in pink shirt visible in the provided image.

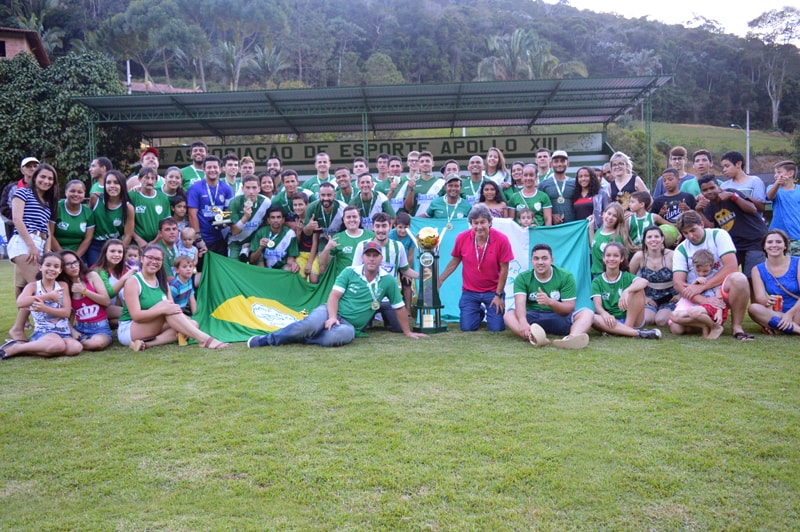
[438,204,514,331]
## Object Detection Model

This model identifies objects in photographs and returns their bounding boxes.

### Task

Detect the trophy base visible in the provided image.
[413,324,449,334]
[212,220,232,226]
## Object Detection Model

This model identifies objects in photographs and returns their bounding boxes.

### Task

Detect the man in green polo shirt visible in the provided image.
[247,241,427,347]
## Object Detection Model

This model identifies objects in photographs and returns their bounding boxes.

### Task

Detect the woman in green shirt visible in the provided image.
[51,180,95,261]
[117,245,228,351]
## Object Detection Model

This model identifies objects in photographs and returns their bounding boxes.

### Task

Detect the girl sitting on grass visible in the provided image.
[1,252,83,359]
[60,249,113,351]
[591,242,661,340]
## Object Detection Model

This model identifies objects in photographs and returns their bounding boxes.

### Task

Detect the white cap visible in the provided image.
[551,150,568,159]
[20,157,40,168]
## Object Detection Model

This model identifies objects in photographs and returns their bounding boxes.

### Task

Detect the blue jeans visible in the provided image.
[269,304,355,347]
[459,290,506,332]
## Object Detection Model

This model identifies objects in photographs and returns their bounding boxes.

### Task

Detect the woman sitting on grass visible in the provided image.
[117,245,228,351]
[92,239,138,327]
[59,249,113,351]
[591,242,661,340]
[1,252,83,359]
[628,225,677,327]
[748,229,800,335]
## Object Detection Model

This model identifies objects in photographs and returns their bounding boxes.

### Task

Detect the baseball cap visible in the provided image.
[20,157,40,168]
[362,241,383,254]
[141,147,159,160]
[552,150,569,159]
[445,173,462,183]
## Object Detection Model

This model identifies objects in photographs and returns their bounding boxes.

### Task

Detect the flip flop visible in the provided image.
[733,331,755,342]
[203,337,229,349]
[528,323,549,347]
[553,333,589,350]
[0,340,18,360]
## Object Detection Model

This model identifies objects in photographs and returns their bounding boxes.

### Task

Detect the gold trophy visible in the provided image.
[413,227,448,333]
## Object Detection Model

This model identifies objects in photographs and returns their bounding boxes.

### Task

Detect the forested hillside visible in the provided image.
[2,0,799,131]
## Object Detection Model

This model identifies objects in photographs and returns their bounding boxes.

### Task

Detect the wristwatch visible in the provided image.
[495,291,504,298]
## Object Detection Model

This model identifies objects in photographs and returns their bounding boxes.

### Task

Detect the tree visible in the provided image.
[247,43,292,88]
[748,7,800,129]
[0,52,139,184]
[476,29,587,81]
[362,52,404,85]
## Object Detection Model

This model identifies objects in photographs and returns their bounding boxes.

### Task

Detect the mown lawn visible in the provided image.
[1,261,798,530]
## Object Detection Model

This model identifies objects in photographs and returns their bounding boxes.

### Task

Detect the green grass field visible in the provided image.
[1,260,798,530]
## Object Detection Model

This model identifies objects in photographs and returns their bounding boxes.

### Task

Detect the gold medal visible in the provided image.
[266,240,275,248]
[557,196,565,204]
[244,200,253,208]
[370,300,380,311]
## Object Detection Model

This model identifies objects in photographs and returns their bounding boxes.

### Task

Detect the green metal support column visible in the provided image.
[361,112,369,161]
[87,114,97,161]
[645,96,653,190]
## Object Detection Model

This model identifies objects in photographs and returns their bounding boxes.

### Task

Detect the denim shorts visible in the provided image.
[75,319,113,343]
[30,329,73,342]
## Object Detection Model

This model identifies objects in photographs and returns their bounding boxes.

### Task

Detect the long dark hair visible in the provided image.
[479,180,503,203]
[142,244,169,294]
[58,249,88,292]
[572,166,600,201]
[102,170,131,227]
[91,238,126,279]
[29,163,59,217]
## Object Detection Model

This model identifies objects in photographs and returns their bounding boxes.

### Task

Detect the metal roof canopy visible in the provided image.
[75,77,671,141]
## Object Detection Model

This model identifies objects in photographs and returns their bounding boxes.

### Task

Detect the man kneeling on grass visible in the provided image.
[504,243,594,349]
[248,242,427,348]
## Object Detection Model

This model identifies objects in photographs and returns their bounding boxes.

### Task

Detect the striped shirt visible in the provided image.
[12,187,52,236]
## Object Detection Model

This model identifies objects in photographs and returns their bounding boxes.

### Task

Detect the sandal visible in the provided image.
[203,337,229,349]
[129,339,147,352]
[733,331,755,342]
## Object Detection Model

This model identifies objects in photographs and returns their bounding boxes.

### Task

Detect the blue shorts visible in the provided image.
[30,330,72,342]
[75,319,113,343]
[525,310,572,336]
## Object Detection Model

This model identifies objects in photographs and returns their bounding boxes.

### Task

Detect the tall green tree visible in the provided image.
[748,7,800,128]
[0,52,138,183]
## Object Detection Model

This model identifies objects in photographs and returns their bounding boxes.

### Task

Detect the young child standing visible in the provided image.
[0,253,83,359]
[389,212,417,315]
[170,196,189,231]
[177,227,199,269]
[169,255,197,316]
[627,191,670,249]
[670,249,727,339]
[288,193,320,283]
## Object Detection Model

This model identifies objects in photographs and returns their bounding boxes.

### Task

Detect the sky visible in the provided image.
[543,0,788,37]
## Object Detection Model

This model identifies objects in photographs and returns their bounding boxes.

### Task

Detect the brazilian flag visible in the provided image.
[195,253,336,342]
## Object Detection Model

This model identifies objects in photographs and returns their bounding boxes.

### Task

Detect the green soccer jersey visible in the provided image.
[507,189,552,225]
[326,229,375,278]
[590,231,623,276]
[425,196,472,221]
[333,265,404,331]
[303,175,337,194]
[591,271,637,319]
[461,177,485,204]
[407,176,445,216]
[181,165,205,191]
[304,200,345,241]
[54,200,95,251]
[628,212,655,248]
[251,225,298,269]
[513,265,577,312]
[374,176,409,214]
[92,198,125,242]
[120,273,168,322]
[130,189,171,242]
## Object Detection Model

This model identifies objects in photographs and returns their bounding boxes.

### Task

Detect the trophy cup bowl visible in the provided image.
[417,227,440,251]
